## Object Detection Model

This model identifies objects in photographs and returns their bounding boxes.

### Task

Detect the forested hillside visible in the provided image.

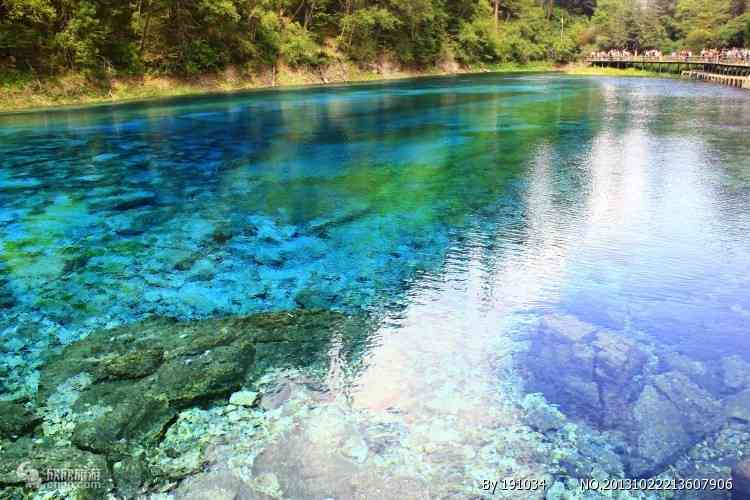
[0,0,749,78]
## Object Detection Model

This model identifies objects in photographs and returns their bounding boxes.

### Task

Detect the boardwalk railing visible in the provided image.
[586,56,750,67]
[585,56,750,89]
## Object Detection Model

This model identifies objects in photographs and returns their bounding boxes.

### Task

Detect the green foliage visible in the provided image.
[0,0,57,71]
[280,22,325,67]
[4,0,742,79]
[339,6,401,62]
[717,14,750,46]
[455,17,503,63]
[590,0,746,52]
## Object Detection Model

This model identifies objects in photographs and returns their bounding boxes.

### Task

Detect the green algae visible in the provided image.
[1,196,91,279]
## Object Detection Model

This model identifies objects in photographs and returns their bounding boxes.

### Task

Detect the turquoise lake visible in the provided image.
[1,74,750,498]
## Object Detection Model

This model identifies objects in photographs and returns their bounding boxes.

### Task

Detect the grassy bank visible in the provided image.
[563,64,680,79]
[0,61,556,113]
[3,61,687,114]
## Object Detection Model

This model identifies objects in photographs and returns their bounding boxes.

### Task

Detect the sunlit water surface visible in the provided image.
[2,74,750,498]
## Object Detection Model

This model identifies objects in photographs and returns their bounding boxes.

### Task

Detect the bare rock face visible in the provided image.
[733,459,750,500]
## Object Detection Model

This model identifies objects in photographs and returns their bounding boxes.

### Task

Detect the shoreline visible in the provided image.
[0,63,693,115]
[0,62,558,114]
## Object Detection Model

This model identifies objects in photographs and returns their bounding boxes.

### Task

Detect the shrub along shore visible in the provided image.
[0,61,559,113]
[0,61,692,113]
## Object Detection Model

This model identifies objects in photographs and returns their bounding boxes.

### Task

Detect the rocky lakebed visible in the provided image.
[1,310,749,499]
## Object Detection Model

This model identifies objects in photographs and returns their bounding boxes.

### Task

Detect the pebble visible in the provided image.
[229,390,259,407]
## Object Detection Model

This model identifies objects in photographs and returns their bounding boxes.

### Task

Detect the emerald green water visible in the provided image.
[1,74,750,498]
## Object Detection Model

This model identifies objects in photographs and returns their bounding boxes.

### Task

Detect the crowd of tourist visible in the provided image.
[589,49,633,59]
[669,49,694,59]
[700,47,750,61]
[590,48,750,62]
[643,49,663,58]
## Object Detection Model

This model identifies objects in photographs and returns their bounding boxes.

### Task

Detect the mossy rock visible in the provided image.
[72,388,175,456]
[111,454,153,498]
[155,343,254,408]
[0,400,40,440]
[97,349,164,381]
[38,310,361,400]
[34,309,369,478]
[0,436,112,492]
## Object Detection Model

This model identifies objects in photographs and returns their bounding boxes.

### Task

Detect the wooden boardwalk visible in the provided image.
[587,57,750,89]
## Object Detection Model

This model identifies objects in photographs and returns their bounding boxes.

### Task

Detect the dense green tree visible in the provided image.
[0,0,57,71]
[676,0,732,48]
[589,0,747,52]
[0,0,746,78]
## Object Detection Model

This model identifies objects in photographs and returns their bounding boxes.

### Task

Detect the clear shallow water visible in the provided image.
[2,74,750,497]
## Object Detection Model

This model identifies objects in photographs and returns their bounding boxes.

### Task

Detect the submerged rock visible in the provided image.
[593,330,650,428]
[517,313,735,479]
[667,425,750,500]
[251,416,416,500]
[294,288,337,310]
[71,390,175,456]
[306,206,372,238]
[722,356,750,392]
[629,384,694,477]
[518,314,600,420]
[726,390,750,423]
[734,459,750,500]
[0,436,111,490]
[107,191,157,212]
[0,399,41,439]
[628,372,723,477]
[520,394,566,433]
[541,314,597,343]
[114,210,173,237]
[25,309,367,492]
[0,276,16,309]
[229,390,259,407]
[175,472,266,500]
[662,351,726,396]
[519,315,651,428]
[651,371,723,433]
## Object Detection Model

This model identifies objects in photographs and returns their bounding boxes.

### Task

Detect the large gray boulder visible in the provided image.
[726,390,750,424]
[627,371,723,477]
[723,356,750,392]
[520,315,650,428]
[734,459,750,500]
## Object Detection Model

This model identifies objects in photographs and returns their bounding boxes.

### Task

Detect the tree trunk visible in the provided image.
[494,0,500,26]
[140,3,152,55]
